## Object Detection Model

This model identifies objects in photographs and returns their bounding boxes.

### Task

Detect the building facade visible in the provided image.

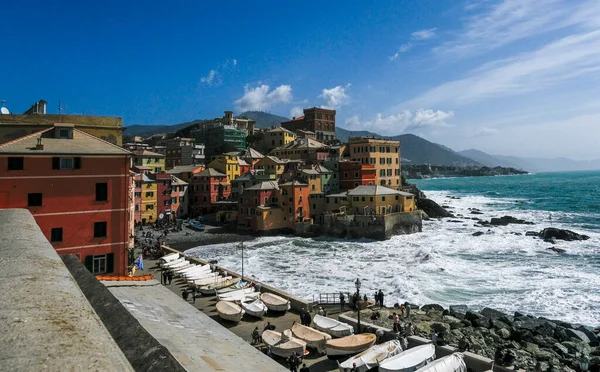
[189,168,230,216]
[339,161,377,190]
[140,174,157,223]
[170,176,188,219]
[132,150,166,173]
[0,125,132,275]
[346,137,401,187]
[281,107,336,142]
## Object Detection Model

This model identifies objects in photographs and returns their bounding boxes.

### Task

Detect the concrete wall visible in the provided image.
[0,209,133,371]
[318,210,422,240]
[339,314,497,372]
[162,245,313,312]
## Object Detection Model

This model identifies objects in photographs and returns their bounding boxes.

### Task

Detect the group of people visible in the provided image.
[285,352,309,372]
[299,308,312,327]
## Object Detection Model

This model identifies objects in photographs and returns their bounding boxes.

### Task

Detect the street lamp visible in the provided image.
[355,278,361,333]
[579,354,589,372]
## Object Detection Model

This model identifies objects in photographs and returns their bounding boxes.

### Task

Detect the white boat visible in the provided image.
[166,260,190,270]
[260,292,291,312]
[338,340,403,372]
[241,299,268,318]
[217,287,255,300]
[216,301,245,323]
[191,275,232,286]
[291,322,332,353]
[198,278,239,295]
[313,314,354,338]
[219,291,260,303]
[172,263,197,274]
[216,281,249,294]
[184,270,216,281]
[262,329,306,358]
[326,333,377,360]
[168,263,194,272]
[159,252,179,262]
[180,265,211,277]
[413,354,466,372]
[161,257,184,268]
[379,344,436,372]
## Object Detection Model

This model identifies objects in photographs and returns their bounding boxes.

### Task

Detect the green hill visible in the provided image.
[238,111,290,128]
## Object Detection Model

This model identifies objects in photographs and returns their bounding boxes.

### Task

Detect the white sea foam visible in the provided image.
[186,190,600,326]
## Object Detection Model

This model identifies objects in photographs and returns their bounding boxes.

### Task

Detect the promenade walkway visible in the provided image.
[106,278,286,372]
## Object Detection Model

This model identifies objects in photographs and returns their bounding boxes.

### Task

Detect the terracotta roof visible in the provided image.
[245,181,279,191]
[347,185,414,196]
[196,168,226,177]
[167,165,204,174]
[293,116,305,121]
[0,126,131,156]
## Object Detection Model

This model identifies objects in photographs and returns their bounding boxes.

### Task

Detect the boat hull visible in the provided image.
[326,334,377,360]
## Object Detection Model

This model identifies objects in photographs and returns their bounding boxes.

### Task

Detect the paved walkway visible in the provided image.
[107,280,286,372]
[147,262,342,372]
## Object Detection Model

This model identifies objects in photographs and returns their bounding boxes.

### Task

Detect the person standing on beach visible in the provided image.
[393,312,400,332]
[304,309,312,327]
[404,302,411,318]
[378,290,384,307]
[182,289,189,302]
[300,309,307,326]
[162,271,168,284]
[167,271,173,285]
[339,292,346,312]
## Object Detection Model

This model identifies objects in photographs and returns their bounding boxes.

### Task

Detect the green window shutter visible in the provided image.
[106,253,114,274]
[85,255,94,272]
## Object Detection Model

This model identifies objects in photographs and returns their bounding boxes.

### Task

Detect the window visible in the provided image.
[311,184,315,191]
[28,193,42,207]
[95,183,108,201]
[135,205,139,211]
[370,197,374,202]
[93,221,107,238]
[58,128,70,138]
[380,170,385,177]
[7,157,24,170]
[395,195,399,200]
[353,197,359,201]
[382,196,386,202]
[85,254,114,274]
[387,169,392,176]
[179,196,184,203]
[361,197,366,201]
[145,191,154,197]
[380,158,385,164]
[312,203,316,210]
[50,228,63,242]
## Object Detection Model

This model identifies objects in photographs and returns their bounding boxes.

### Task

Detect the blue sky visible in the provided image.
[2,0,600,159]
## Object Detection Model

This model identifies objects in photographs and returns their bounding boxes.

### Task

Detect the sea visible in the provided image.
[186,171,600,326]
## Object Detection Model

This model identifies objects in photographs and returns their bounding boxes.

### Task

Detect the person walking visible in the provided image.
[393,312,400,332]
[300,309,307,326]
[167,271,173,285]
[251,326,261,345]
[404,301,411,318]
[339,292,346,312]
[304,309,312,327]
[182,289,189,302]
[317,306,326,316]
[162,271,168,284]
[378,289,384,307]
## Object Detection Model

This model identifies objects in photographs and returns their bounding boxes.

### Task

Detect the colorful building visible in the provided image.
[256,155,287,177]
[133,173,143,223]
[189,168,230,216]
[132,149,166,173]
[238,147,264,169]
[230,169,277,200]
[237,181,282,231]
[346,137,401,187]
[256,126,297,153]
[281,107,337,142]
[339,160,377,190]
[170,176,188,219]
[0,124,132,275]
[140,174,157,223]
[159,137,205,168]
[154,173,172,219]
[208,152,244,181]
[326,185,415,215]
[269,138,329,164]
[166,164,205,183]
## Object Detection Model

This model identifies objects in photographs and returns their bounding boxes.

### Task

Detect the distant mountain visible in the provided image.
[337,127,480,166]
[458,149,523,169]
[238,111,290,129]
[124,120,202,137]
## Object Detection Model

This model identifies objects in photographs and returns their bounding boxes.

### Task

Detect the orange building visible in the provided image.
[347,137,401,187]
[339,160,377,190]
[0,125,132,276]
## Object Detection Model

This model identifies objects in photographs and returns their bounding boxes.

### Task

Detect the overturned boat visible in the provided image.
[262,329,307,358]
[260,292,291,312]
[414,353,466,372]
[338,340,403,372]
[215,301,245,323]
[198,278,239,295]
[241,299,269,318]
[325,333,377,360]
[313,314,354,338]
[291,322,332,353]
[379,344,436,372]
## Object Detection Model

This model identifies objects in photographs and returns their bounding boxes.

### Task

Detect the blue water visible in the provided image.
[188,171,600,325]
[412,171,600,231]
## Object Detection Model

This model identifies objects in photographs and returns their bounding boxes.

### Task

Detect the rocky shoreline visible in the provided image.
[346,304,599,371]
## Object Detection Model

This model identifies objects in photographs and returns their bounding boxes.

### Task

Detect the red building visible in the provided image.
[339,161,376,190]
[0,125,132,275]
[154,173,172,219]
[281,107,336,142]
[189,168,230,216]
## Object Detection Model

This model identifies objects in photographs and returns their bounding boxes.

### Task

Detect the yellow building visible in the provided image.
[255,155,287,176]
[255,206,287,231]
[257,126,296,153]
[132,150,166,173]
[141,174,158,223]
[347,137,401,187]
[326,185,415,215]
[207,152,245,181]
[0,100,124,145]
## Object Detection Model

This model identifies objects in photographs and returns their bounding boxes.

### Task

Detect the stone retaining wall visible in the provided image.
[317,210,422,240]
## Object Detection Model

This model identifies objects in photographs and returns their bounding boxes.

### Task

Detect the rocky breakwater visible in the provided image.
[351,305,600,371]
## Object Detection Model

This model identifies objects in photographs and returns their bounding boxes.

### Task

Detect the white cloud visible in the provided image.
[344,109,454,135]
[411,28,437,40]
[200,70,219,86]
[234,84,292,112]
[401,29,600,108]
[232,59,237,66]
[320,84,351,109]
[434,0,600,59]
[290,107,304,118]
[389,44,412,60]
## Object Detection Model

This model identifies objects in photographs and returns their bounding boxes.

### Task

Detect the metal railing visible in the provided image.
[313,292,351,305]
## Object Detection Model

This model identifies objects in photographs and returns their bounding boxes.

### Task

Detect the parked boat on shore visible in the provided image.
[378,344,436,372]
[262,329,307,358]
[191,275,232,286]
[291,322,331,353]
[241,299,268,318]
[313,314,354,338]
[325,333,377,360]
[414,353,466,372]
[260,292,291,312]
[216,281,249,294]
[216,301,245,323]
[159,252,179,262]
[338,340,403,372]
[188,220,205,231]
[198,278,239,295]
[217,288,259,302]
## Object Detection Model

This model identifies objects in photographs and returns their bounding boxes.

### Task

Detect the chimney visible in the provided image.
[35,137,44,150]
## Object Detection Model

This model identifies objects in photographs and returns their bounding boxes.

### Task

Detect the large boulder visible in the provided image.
[481,307,507,320]
[539,228,590,241]
[443,315,465,329]
[576,326,599,346]
[565,329,590,343]
[490,215,534,226]
[553,343,570,357]
[421,304,444,312]
[418,198,454,218]
[449,305,468,317]
[498,328,511,339]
